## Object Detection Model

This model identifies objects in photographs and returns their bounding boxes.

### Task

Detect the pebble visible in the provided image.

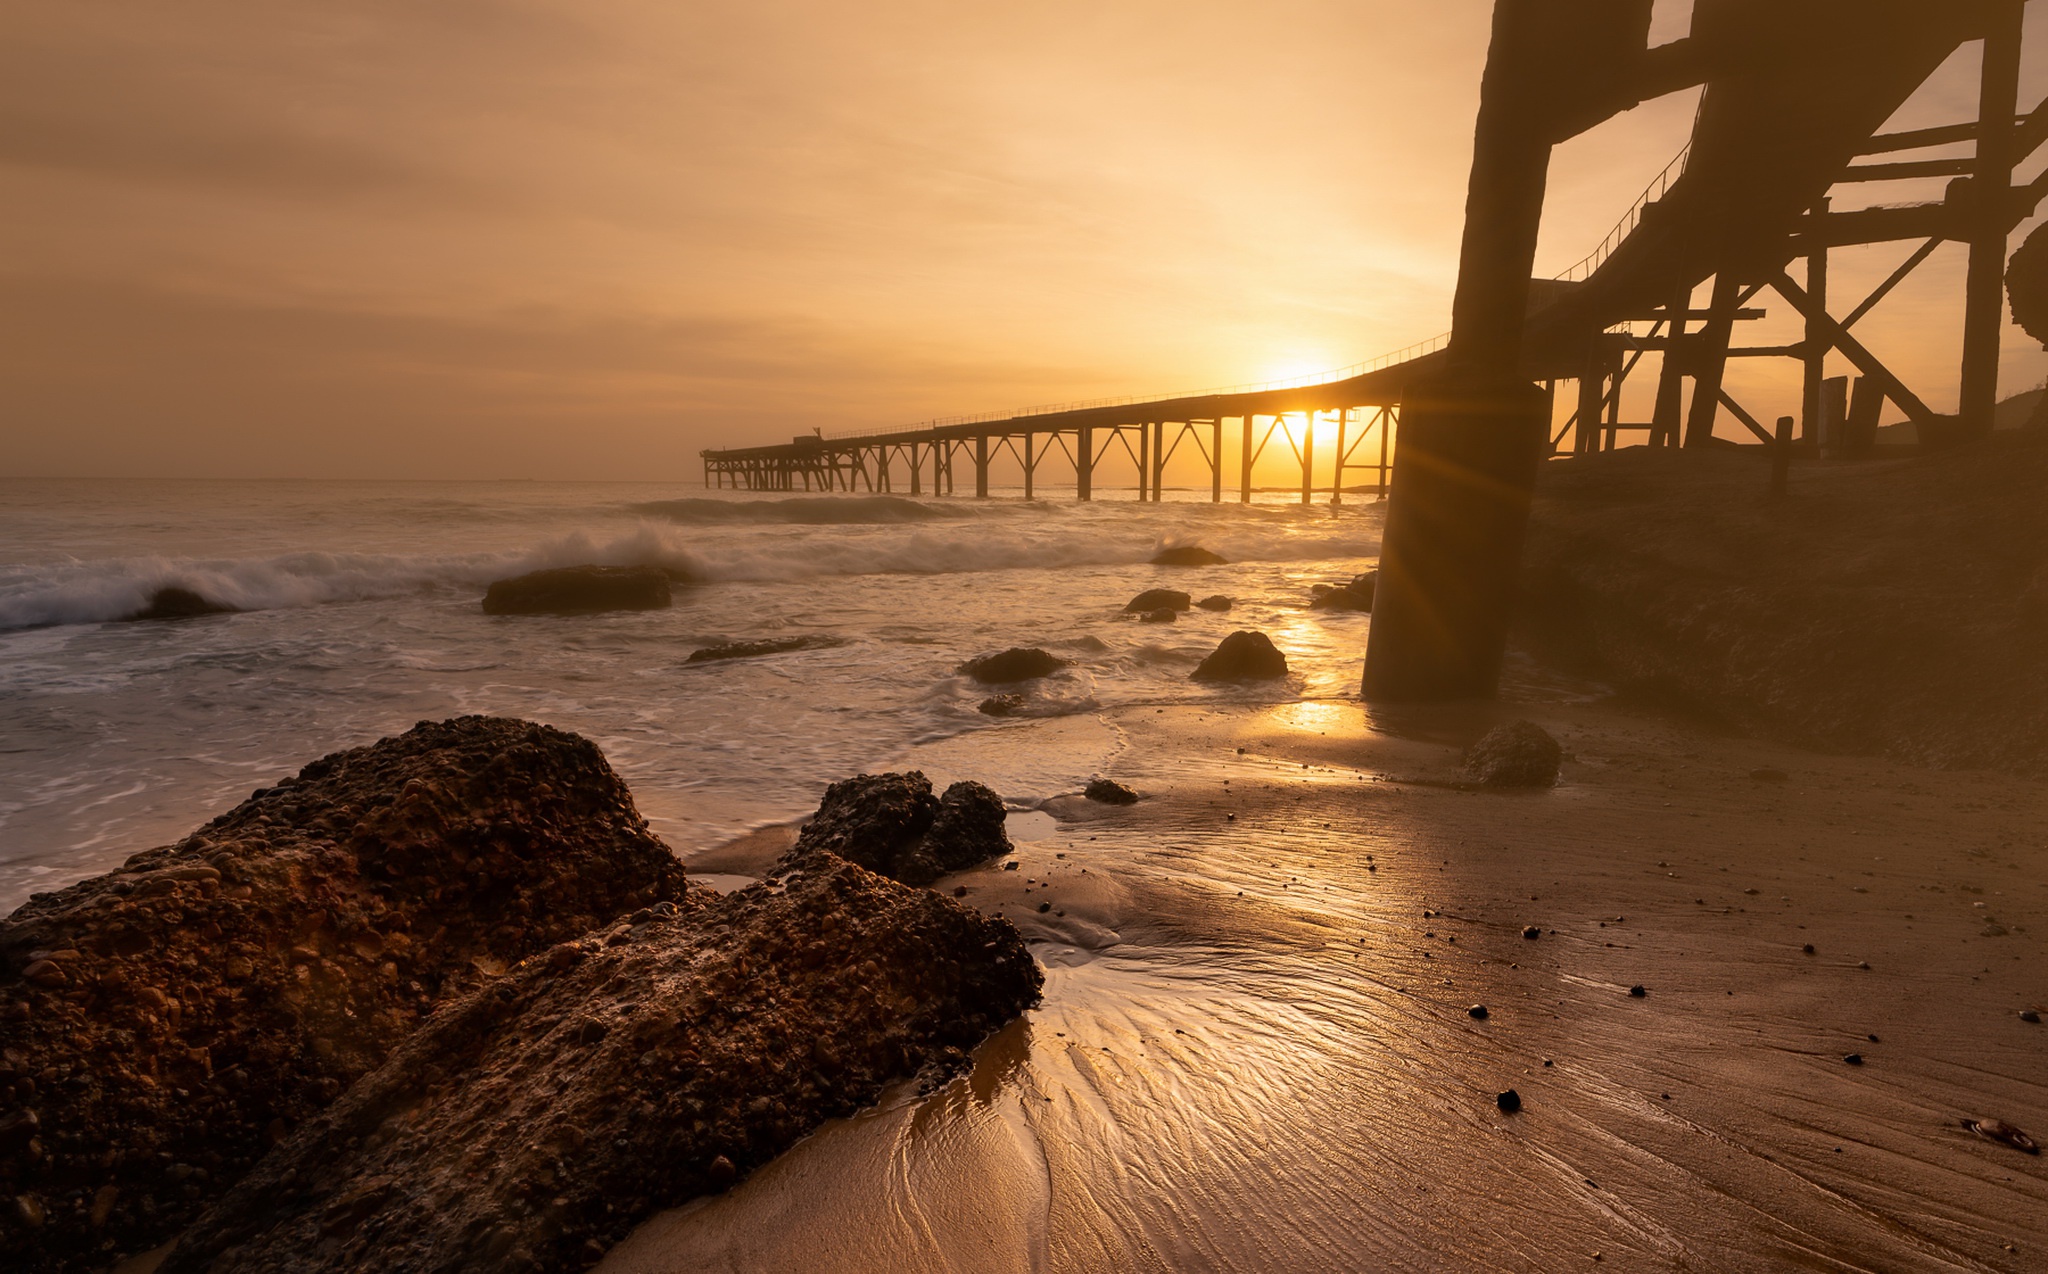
[1802,944,1815,955]
[1468,1005,1489,1020]
[1843,1053,1863,1066]
[2022,1010,2041,1024]
[1522,926,1540,940]
[1628,985,1647,998]
[1037,903,1051,913]
[1496,1089,1522,1114]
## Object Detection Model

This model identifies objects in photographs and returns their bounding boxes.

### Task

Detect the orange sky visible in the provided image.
[3,1,2045,481]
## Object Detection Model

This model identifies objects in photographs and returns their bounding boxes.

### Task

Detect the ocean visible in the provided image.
[0,479,1382,912]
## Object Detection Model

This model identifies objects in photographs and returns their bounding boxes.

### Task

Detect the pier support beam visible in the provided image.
[1211,420,1223,503]
[1240,416,1255,503]
[1684,273,1740,448]
[1958,0,2024,443]
[974,436,989,497]
[1077,426,1093,501]
[1802,198,1829,449]
[1299,412,1315,505]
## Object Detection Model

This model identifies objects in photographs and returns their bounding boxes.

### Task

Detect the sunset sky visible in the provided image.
[5,0,2047,481]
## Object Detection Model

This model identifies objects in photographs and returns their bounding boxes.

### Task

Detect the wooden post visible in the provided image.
[1604,347,1624,451]
[1024,433,1036,500]
[1135,425,1149,501]
[1770,416,1793,496]
[974,436,989,497]
[1802,197,1829,450]
[1211,419,1223,503]
[1378,407,1391,495]
[1151,422,1166,502]
[1077,426,1093,501]
[1576,361,1604,454]
[1845,376,1884,456]
[1684,273,1741,448]
[1300,411,1315,505]
[907,444,920,495]
[1820,375,1850,453]
[1333,409,1348,504]
[1240,415,1255,503]
[1651,288,1689,448]
[1959,0,2024,443]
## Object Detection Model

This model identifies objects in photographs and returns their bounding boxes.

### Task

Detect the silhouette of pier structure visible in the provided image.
[704,0,2043,511]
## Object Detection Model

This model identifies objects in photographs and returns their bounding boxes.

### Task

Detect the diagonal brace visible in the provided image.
[1767,270,1935,428]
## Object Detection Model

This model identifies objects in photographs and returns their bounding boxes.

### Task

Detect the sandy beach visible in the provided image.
[606,683,2047,1273]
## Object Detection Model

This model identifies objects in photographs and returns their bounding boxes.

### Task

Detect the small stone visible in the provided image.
[1628,985,1646,998]
[1496,1089,1522,1114]
[91,1184,118,1227]
[1802,944,1815,954]
[978,694,1027,718]
[1003,862,1018,872]
[1036,902,1051,914]
[1195,595,1233,612]
[708,1154,738,1185]
[1465,721,1562,789]
[1522,926,1540,940]
[1963,1118,2040,1154]
[1140,608,1177,624]
[1084,779,1139,806]
[1468,1005,1489,1020]
[1843,1053,1863,1066]
[2021,1009,2041,1024]
[952,886,968,898]
[21,961,66,989]
[15,1194,46,1228]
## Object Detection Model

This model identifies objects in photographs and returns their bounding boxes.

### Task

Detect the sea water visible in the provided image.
[0,478,1381,911]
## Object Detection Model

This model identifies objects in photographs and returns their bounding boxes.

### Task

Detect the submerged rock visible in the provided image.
[1196,595,1234,612]
[782,772,1010,887]
[1310,572,1376,612]
[160,857,1042,1274]
[686,636,841,663]
[1084,779,1138,806]
[124,586,237,622]
[1191,631,1289,682]
[0,717,691,1273]
[1465,721,1563,789]
[957,648,1067,684]
[1139,608,1177,624]
[481,565,672,616]
[978,694,1026,717]
[1149,547,1228,567]
[1123,589,1192,614]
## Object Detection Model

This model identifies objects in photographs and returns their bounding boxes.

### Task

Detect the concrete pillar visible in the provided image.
[1136,425,1149,501]
[1240,415,1255,503]
[1024,433,1036,500]
[1211,420,1224,503]
[1077,426,1093,501]
[1299,412,1315,505]
[974,436,989,497]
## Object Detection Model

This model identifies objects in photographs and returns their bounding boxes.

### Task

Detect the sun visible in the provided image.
[1256,354,1339,387]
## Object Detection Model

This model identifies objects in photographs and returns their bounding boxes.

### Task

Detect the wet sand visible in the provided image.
[615,690,2047,1273]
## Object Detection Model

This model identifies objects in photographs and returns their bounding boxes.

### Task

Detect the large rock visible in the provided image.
[783,772,1009,887]
[1123,589,1191,614]
[160,857,1041,1274]
[123,587,237,622]
[1149,547,1229,567]
[956,648,1067,684]
[686,636,840,664]
[1196,595,1234,612]
[481,566,672,616]
[1191,631,1289,682]
[1465,721,1563,789]
[1310,572,1376,612]
[0,717,691,1272]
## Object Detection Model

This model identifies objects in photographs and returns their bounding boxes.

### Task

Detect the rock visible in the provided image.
[978,694,1026,718]
[1803,943,1816,954]
[1149,547,1228,567]
[1522,926,1541,940]
[1464,721,1563,789]
[1628,984,1647,998]
[0,717,690,1273]
[1309,572,1376,612]
[1496,1089,1522,1114]
[1191,631,1288,682]
[1843,1053,1864,1066]
[1196,595,1233,612]
[1123,589,1192,614]
[124,587,238,622]
[957,648,1067,684]
[1139,608,1177,624]
[686,636,840,663]
[158,856,1041,1274]
[1467,1005,1489,1020]
[480,565,672,616]
[780,772,1010,888]
[2022,1009,2042,1024]
[1963,1117,2040,1154]
[1084,779,1138,806]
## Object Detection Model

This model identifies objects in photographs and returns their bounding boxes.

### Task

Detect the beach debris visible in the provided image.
[481,564,673,616]
[780,771,1009,888]
[1196,595,1234,612]
[1963,1118,2040,1154]
[1309,571,1376,612]
[957,647,1068,684]
[1464,721,1562,789]
[979,694,1027,717]
[1522,925,1541,940]
[1628,985,1647,998]
[123,585,238,622]
[1191,631,1289,682]
[1468,1004,1489,1020]
[1123,588,1192,614]
[687,635,842,663]
[1150,546,1229,566]
[1084,779,1139,805]
[1140,608,1178,623]
[158,855,1043,1274]
[0,716,693,1271]
[1496,1089,1522,1114]
[1843,1053,1864,1066]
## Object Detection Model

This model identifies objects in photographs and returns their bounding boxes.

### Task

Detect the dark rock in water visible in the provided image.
[687,635,840,663]
[781,772,1010,887]
[0,717,690,1273]
[1496,1089,1522,1114]
[125,586,237,622]
[1149,546,1229,567]
[1465,721,1563,789]
[1084,779,1138,805]
[481,565,672,616]
[1123,589,1192,614]
[1196,595,1233,612]
[1191,631,1289,682]
[1139,608,1177,624]
[1309,572,1376,612]
[957,647,1067,684]
[979,694,1027,717]
[159,857,1041,1274]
